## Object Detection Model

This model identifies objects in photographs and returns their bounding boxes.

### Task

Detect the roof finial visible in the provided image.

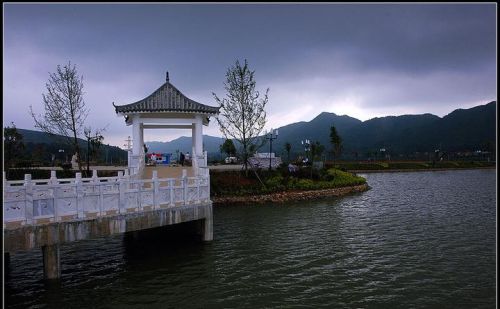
[166,71,169,82]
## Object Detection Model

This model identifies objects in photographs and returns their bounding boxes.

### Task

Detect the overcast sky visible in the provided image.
[3,3,497,148]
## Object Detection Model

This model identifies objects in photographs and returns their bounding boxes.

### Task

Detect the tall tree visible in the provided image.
[329,125,343,167]
[284,142,292,163]
[30,61,88,172]
[4,122,25,168]
[220,138,237,157]
[311,141,325,162]
[213,59,268,174]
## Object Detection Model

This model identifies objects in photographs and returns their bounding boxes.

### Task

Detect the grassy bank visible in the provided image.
[210,167,366,198]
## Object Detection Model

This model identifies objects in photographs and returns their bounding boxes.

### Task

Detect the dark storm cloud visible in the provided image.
[5,4,494,73]
[3,3,496,146]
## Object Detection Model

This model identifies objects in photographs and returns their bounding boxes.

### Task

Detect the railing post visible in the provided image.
[124,172,131,212]
[169,179,175,207]
[152,170,159,210]
[75,173,83,218]
[118,171,124,214]
[138,178,143,212]
[24,174,33,225]
[182,169,187,205]
[92,170,102,216]
[196,177,201,204]
[207,168,211,201]
[50,171,59,221]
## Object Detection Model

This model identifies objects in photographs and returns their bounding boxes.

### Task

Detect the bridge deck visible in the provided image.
[4,202,213,253]
[3,169,213,279]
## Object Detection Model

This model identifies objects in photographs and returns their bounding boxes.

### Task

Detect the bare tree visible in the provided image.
[84,126,105,173]
[213,59,268,174]
[29,62,88,172]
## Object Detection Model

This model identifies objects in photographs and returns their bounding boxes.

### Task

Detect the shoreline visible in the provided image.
[212,184,369,206]
[348,166,496,173]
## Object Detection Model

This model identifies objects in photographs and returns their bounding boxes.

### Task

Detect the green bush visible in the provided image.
[60,162,72,170]
[264,175,285,192]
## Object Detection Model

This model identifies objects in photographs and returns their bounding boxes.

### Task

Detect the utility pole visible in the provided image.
[124,136,132,150]
[266,129,279,171]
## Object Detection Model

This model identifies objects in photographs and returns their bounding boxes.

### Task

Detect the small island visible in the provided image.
[211,167,368,205]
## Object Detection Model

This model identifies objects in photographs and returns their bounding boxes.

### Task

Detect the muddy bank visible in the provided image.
[212,184,369,206]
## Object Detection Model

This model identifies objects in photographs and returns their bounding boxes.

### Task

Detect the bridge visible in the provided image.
[3,168,213,279]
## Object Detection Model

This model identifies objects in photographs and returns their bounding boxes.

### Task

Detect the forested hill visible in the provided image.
[13,101,496,162]
[266,101,496,157]
[147,101,496,159]
[15,129,128,164]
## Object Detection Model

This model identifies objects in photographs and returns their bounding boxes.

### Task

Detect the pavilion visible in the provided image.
[113,72,219,177]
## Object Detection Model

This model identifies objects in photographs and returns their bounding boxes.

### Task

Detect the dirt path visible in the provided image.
[141,166,195,179]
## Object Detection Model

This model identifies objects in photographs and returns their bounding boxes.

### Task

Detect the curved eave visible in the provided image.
[115,108,219,115]
[113,81,220,116]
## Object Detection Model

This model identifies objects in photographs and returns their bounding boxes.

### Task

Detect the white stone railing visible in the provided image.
[3,169,210,227]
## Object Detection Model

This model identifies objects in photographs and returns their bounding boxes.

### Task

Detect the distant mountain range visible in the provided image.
[12,101,496,162]
[146,101,496,159]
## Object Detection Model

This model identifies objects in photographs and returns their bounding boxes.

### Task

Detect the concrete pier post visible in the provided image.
[4,252,11,278]
[5,252,10,266]
[202,204,213,241]
[42,245,61,279]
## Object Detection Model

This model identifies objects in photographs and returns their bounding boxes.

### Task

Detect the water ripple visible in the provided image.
[5,169,496,308]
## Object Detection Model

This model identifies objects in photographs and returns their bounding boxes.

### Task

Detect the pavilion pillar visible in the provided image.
[192,124,197,158]
[192,116,204,169]
[194,117,203,156]
[139,123,144,154]
[132,116,141,156]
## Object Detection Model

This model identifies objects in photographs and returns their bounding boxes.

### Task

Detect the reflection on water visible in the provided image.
[5,169,496,308]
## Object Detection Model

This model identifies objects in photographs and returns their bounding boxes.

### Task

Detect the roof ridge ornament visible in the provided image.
[166,71,169,82]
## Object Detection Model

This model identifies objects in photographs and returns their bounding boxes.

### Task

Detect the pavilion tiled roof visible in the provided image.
[113,78,219,115]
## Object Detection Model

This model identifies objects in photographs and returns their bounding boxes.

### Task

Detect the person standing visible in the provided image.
[180,152,185,166]
[144,144,148,163]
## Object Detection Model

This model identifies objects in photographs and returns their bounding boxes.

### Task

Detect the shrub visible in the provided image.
[60,162,72,170]
[264,175,285,192]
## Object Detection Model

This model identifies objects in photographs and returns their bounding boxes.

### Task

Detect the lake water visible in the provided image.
[4,169,496,308]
